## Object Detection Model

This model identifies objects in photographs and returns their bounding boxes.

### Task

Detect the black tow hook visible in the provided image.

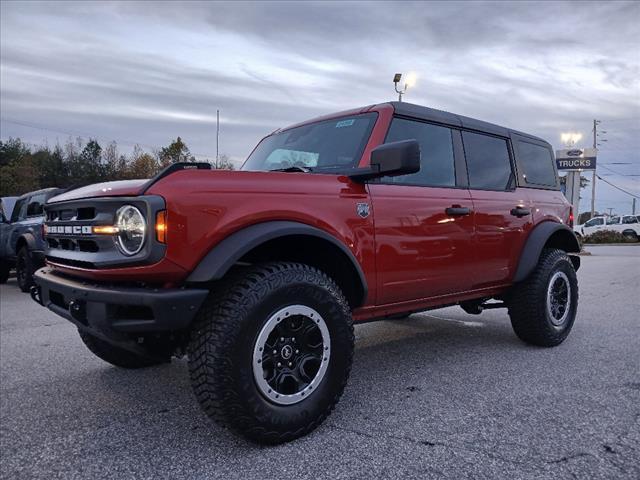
[30,285,43,306]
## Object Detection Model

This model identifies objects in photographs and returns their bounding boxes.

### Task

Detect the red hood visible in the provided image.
[48,179,148,203]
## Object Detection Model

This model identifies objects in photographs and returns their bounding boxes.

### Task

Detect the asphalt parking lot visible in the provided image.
[1,245,639,479]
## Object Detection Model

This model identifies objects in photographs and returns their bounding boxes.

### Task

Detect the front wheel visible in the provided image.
[188,262,354,444]
[508,248,578,347]
[16,247,34,292]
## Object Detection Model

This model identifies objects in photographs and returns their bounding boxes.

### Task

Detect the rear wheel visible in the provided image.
[188,262,354,444]
[508,248,578,347]
[78,330,170,369]
[16,247,34,292]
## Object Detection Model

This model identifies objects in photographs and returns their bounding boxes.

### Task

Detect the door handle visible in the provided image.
[445,206,471,216]
[510,207,530,218]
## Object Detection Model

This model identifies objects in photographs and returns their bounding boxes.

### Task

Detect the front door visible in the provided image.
[369,117,475,305]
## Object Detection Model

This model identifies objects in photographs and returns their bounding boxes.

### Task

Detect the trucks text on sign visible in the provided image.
[555,148,597,171]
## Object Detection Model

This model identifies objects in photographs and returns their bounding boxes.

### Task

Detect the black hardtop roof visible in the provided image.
[17,187,63,201]
[387,101,549,146]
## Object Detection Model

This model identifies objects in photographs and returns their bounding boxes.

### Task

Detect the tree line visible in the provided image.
[0,137,235,197]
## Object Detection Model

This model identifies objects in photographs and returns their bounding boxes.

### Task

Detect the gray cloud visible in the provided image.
[1,0,638,211]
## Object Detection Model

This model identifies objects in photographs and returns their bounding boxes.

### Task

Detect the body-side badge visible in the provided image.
[356,203,370,218]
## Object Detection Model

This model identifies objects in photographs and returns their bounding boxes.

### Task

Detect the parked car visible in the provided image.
[31,102,580,444]
[1,188,63,291]
[574,215,640,241]
[0,196,19,283]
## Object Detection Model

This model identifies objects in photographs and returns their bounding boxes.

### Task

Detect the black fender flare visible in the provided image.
[186,221,368,303]
[513,222,581,283]
[17,232,38,252]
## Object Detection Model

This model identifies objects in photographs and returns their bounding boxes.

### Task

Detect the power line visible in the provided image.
[596,174,640,198]
[599,164,640,178]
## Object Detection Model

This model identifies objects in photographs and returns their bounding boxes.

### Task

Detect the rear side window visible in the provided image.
[606,216,620,225]
[383,118,456,187]
[26,193,46,217]
[622,216,638,224]
[11,199,27,222]
[517,141,557,186]
[585,218,604,227]
[462,132,513,190]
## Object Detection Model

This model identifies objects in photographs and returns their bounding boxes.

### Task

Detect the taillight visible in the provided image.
[155,210,167,243]
[568,207,574,227]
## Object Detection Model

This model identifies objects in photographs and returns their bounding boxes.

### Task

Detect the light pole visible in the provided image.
[393,73,416,102]
[560,132,584,220]
[591,119,607,218]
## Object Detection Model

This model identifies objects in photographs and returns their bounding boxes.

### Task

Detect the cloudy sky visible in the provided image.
[1,0,638,214]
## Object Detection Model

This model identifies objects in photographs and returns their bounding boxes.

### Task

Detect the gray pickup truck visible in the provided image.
[0,188,63,290]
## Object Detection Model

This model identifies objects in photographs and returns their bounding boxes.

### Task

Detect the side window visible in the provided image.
[26,193,46,217]
[585,218,604,227]
[462,131,513,190]
[11,199,27,222]
[622,216,638,224]
[517,141,557,186]
[606,216,620,225]
[383,118,456,187]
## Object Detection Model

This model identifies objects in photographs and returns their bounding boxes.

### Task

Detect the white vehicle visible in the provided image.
[574,215,640,240]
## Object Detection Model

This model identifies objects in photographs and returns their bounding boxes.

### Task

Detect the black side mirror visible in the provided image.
[349,139,420,182]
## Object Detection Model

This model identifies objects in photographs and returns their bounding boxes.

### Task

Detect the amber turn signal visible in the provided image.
[156,210,167,243]
[92,225,119,235]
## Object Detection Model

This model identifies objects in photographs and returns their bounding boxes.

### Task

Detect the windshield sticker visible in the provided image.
[335,119,355,128]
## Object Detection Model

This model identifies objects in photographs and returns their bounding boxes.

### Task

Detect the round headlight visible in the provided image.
[115,205,146,256]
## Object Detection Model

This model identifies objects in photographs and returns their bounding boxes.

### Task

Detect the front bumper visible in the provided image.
[32,267,209,338]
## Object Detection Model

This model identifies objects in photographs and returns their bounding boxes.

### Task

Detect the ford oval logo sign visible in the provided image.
[566,149,583,157]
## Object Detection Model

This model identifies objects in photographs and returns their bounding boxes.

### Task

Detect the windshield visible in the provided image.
[242,113,377,172]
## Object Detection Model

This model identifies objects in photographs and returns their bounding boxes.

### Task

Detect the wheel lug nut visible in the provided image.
[280,337,285,342]
[277,362,282,367]
[295,350,299,354]
[273,350,277,355]
[288,362,292,367]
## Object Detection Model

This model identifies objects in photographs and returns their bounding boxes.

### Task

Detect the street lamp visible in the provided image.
[393,72,417,102]
[560,132,583,147]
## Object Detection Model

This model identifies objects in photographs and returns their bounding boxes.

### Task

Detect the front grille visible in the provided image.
[44,195,166,269]
[47,238,100,252]
[47,207,96,221]
[46,256,96,269]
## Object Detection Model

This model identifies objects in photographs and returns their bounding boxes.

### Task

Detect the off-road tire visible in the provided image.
[78,330,169,369]
[0,260,10,284]
[188,262,354,444]
[16,247,34,292]
[508,248,578,347]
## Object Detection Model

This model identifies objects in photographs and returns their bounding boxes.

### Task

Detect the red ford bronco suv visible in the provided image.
[31,102,580,444]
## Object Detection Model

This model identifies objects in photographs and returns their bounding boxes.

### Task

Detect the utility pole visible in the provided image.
[215,109,220,170]
[591,119,598,218]
[633,197,637,215]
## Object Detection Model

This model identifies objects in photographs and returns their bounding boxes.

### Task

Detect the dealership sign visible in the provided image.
[555,148,597,170]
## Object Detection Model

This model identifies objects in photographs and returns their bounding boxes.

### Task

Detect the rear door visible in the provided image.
[369,117,475,304]
[462,131,533,288]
